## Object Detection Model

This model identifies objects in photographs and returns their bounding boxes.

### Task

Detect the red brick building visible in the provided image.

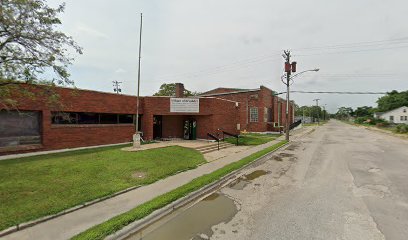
[200,85,295,132]
[0,83,294,155]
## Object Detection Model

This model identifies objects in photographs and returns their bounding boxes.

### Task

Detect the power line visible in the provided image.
[152,55,282,82]
[149,36,408,83]
[276,91,388,95]
[292,36,408,52]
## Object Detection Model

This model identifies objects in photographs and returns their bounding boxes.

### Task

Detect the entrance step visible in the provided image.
[194,142,235,154]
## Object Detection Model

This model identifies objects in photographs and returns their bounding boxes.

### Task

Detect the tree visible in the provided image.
[376,90,408,112]
[335,107,353,120]
[295,105,325,122]
[0,0,82,108]
[354,106,373,117]
[153,83,200,97]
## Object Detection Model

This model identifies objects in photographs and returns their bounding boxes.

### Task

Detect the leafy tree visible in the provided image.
[0,0,82,109]
[153,83,200,97]
[354,106,374,117]
[295,105,326,121]
[335,107,353,120]
[376,90,408,112]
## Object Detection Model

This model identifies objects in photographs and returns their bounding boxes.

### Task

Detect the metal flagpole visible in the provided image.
[133,13,143,148]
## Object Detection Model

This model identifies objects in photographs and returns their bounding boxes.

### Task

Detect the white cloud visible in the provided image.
[75,24,108,39]
[48,0,408,111]
[115,68,127,74]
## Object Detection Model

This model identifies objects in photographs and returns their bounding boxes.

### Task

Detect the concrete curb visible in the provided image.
[0,164,205,238]
[105,141,290,240]
[0,182,143,237]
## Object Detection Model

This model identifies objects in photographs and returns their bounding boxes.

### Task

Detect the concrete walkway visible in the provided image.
[2,132,307,240]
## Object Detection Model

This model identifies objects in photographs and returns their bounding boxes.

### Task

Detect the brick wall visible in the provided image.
[1,85,140,154]
[1,84,291,155]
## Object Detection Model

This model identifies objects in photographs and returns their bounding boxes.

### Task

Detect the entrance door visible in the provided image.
[183,119,197,140]
[153,115,162,139]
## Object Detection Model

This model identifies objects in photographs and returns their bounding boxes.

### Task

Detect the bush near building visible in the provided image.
[354,116,389,126]
[396,124,408,133]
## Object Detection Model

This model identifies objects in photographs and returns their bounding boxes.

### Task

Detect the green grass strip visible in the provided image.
[72,140,288,240]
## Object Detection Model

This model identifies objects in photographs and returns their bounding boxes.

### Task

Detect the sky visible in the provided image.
[47,0,408,113]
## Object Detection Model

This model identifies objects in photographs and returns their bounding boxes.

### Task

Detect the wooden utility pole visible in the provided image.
[283,50,291,141]
[313,98,320,124]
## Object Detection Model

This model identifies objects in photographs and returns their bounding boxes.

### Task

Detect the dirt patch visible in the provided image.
[272,155,283,161]
[131,171,147,179]
[285,144,299,151]
[279,153,294,157]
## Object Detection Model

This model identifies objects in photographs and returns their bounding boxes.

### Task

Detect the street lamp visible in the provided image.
[282,50,319,141]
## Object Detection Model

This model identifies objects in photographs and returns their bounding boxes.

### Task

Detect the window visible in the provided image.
[389,116,394,122]
[119,114,134,124]
[51,112,137,125]
[250,107,258,122]
[404,109,407,113]
[405,116,408,121]
[78,112,98,124]
[52,112,78,124]
[100,113,117,124]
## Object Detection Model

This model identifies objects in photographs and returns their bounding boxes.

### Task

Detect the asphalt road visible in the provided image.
[212,120,408,240]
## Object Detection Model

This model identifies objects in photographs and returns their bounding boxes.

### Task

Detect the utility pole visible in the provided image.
[313,98,320,124]
[133,13,143,148]
[282,50,295,141]
[112,81,122,94]
[280,52,318,140]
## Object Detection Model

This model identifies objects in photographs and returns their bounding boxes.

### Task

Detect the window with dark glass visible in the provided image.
[51,112,138,125]
[77,112,98,124]
[52,112,78,124]
[119,114,134,124]
[100,113,118,124]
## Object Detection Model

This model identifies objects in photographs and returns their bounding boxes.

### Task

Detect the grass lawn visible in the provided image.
[225,133,278,146]
[72,140,288,240]
[0,145,206,231]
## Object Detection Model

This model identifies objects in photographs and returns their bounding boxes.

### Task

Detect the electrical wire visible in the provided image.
[276,91,388,95]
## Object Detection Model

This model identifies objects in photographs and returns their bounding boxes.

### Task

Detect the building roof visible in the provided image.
[376,106,408,115]
[199,87,260,97]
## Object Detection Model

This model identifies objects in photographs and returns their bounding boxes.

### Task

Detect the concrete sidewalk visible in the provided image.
[3,131,307,240]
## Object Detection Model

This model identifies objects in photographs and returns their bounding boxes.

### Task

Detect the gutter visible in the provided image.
[106,141,289,240]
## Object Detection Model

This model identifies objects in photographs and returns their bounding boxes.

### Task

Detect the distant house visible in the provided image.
[374,106,408,124]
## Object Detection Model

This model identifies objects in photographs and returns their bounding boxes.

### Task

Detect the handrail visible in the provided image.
[221,131,240,146]
[207,133,220,150]
[289,119,302,130]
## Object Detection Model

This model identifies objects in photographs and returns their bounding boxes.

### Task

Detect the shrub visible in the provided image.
[396,124,408,133]
[355,117,368,124]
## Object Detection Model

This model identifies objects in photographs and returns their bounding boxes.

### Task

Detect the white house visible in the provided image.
[375,106,408,124]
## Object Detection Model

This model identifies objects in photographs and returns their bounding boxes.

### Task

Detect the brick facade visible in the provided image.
[200,85,295,132]
[1,84,294,155]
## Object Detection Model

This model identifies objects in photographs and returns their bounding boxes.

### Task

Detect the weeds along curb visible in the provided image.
[75,140,289,240]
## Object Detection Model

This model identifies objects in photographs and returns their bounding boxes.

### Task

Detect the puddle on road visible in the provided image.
[229,179,250,190]
[126,193,237,240]
[244,170,269,180]
[229,170,269,190]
